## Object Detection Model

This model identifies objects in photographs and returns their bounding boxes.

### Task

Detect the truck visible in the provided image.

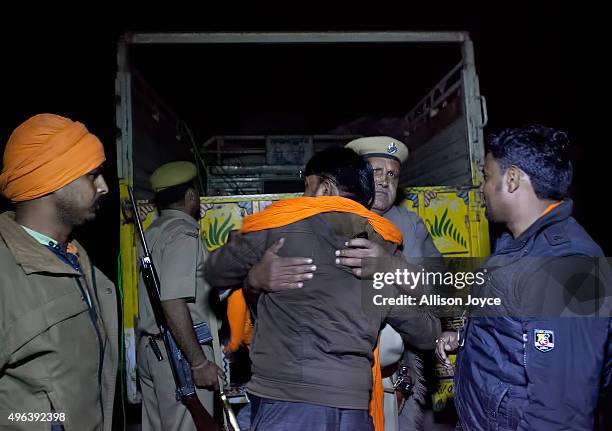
[115,31,490,416]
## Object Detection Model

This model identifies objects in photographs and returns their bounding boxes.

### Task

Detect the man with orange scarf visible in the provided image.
[0,114,118,431]
[205,148,440,430]
[246,138,442,431]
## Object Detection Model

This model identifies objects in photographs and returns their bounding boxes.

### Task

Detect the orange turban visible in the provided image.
[0,114,106,202]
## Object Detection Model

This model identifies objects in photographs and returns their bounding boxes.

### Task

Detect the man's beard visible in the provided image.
[57,197,99,227]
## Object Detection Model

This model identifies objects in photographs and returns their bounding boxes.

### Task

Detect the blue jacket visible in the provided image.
[455,200,611,430]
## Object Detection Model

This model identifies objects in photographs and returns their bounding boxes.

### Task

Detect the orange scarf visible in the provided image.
[226,287,253,352]
[240,196,402,244]
[228,196,400,431]
[369,343,384,431]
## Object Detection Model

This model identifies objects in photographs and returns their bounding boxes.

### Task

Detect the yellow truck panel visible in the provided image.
[120,187,489,404]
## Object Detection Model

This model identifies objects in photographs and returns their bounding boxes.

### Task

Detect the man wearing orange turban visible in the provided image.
[0,114,118,431]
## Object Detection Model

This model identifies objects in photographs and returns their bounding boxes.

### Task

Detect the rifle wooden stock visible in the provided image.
[183,394,222,431]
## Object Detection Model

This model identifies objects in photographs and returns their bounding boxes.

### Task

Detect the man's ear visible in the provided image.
[505,165,524,194]
[185,187,198,203]
[315,178,337,197]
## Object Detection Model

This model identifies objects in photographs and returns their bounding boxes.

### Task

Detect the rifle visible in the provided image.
[128,187,221,431]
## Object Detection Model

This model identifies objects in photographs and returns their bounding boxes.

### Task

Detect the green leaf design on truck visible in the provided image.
[426,209,467,248]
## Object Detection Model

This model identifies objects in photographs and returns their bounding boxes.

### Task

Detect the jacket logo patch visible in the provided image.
[534,329,555,352]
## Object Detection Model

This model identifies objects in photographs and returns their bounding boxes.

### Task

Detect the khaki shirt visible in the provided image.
[378,205,443,366]
[137,209,213,335]
[383,205,441,260]
[0,212,118,431]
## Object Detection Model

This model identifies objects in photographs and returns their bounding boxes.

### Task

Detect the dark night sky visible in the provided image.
[0,3,606,278]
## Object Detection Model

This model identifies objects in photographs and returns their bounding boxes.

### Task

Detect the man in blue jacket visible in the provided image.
[436,125,611,430]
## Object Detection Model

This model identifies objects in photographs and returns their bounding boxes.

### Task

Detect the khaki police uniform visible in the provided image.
[347,137,443,431]
[137,162,216,431]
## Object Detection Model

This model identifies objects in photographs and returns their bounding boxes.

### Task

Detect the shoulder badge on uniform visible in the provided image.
[184,230,199,238]
[534,329,555,352]
[387,141,398,155]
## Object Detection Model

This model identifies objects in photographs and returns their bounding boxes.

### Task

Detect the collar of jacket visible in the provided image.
[159,208,199,229]
[0,211,82,276]
[494,199,573,256]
